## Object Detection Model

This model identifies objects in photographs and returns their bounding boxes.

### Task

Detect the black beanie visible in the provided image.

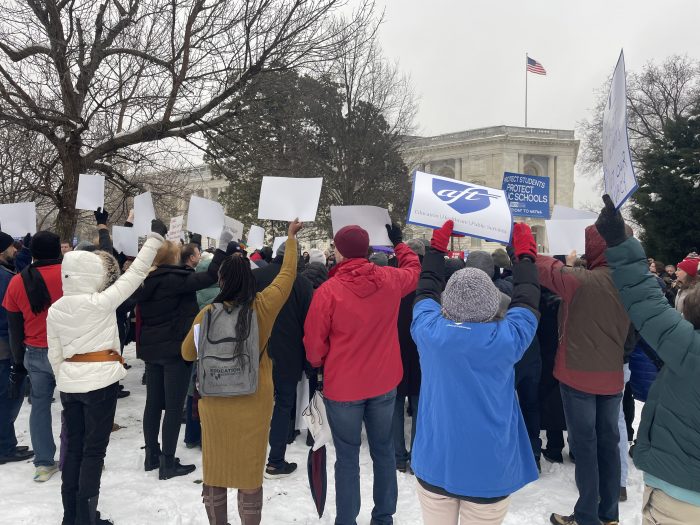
[0,231,13,253]
[30,231,61,260]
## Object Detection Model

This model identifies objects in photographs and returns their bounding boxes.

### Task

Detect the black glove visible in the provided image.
[23,233,31,248]
[385,223,403,247]
[595,194,628,247]
[151,219,168,237]
[94,207,109,226]
[8,363,27,400]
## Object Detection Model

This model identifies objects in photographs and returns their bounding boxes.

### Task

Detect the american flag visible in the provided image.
[526,57,546,75]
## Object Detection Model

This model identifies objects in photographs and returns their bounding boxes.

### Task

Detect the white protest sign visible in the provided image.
[247,225,265,251]
[0,202,37,237]
[407,171,513,244]
[257,177,323,222]
[224,216,244,242]
[167,216,184,242]
[602,50,638,209]
[272,236,288,257]
[331,206,392,246]
[186,195,225,239]
[551,205,597,221]
[133,192,156,236]
[112,226,139,257]
[75,174,105,211]
[545,219,595,256]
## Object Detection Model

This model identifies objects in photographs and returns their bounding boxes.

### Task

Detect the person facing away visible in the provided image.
[537,224,630,525]
[47,219,166,525]
[596,194,700,525]
[303,223,420,525]
[181,220,302,525]
[2,230,64,482]
[410,221,540,525]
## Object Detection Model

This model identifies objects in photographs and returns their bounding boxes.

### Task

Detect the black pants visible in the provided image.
[61,382,119,509]
[267,377,298,468]
[143,358,192,457]
[515,357,542,458]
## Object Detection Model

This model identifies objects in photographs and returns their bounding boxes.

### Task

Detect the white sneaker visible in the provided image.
[34,463,58,482]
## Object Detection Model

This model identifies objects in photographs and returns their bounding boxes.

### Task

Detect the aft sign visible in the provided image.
[502,172,550,219]
[407,171,513,244]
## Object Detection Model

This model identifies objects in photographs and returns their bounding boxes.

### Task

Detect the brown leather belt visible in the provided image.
[65,350,124,364]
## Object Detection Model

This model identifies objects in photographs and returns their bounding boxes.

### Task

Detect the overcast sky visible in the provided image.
[374,0,700,205]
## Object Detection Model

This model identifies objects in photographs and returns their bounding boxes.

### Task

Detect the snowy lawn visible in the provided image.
[3,345,644,524]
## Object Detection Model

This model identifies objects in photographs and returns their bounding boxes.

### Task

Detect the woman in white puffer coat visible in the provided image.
[48,219,167,525]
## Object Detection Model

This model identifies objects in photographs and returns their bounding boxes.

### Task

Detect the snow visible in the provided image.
[5,345,645,524]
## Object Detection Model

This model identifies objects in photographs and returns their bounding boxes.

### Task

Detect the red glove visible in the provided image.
[431,220,454,253]
[512,223,537,261]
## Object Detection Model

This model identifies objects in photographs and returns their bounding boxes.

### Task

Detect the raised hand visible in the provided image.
[431,220,454,253]
[595,194,628,247]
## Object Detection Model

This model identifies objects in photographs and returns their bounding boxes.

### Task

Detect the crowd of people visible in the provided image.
[0,195,699,525]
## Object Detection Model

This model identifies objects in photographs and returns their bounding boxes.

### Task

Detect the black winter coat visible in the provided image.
[135,250,224,362]
[302,262,328,290]
[397,291,420,397]
[538,287,566,432]
[253,258,313,382]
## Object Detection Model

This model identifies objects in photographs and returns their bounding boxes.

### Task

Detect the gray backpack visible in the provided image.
[196,303,260,397]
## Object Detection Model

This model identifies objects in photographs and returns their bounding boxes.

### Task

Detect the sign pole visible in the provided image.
[525,52,528,128]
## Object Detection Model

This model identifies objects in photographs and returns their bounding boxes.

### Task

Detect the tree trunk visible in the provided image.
[54,152,81,242]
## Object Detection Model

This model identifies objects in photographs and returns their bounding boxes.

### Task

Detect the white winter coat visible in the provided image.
[48,234,164,393]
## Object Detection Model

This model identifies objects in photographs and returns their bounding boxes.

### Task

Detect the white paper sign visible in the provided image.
[224,216,244,242]
[112,226,139,257]
[602,50,638,209]
[257,177,323,222]
[75,174,105,211]
[272,236,288,257]
[167,216,184,242]
[247,225,265,251]
[407,171,513,243]
[545,219,596,256]
[133,192,156,236]
[0,202,37,237]
[551,205,597,221]
[186,196,225,239]
[331,206,392,246]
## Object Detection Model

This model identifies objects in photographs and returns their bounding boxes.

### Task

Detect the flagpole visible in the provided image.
[525,52,528,128]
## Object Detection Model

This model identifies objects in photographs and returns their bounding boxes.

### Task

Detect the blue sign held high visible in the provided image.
[501,172,550,219]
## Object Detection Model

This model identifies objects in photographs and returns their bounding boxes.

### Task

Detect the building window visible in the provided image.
[523,161,541,177]
[437,166,455,178]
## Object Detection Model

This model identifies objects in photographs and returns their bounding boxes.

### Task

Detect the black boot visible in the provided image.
[61,490,77,524]
[76,496,113,525]
[159,454,196,480]
[144,445,161,472]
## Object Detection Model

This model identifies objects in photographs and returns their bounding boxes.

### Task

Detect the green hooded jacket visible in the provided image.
[195,256,220,310]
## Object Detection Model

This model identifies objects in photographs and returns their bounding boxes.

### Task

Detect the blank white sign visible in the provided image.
[112,226,139,257]
[247,225,265,251]
[331,206,392,246]
[257,177,323,222]
[545,219,596,256]
[133,192,156,236]
[186,196,225,239]
[75,174,105,211]
[0,202,37,237]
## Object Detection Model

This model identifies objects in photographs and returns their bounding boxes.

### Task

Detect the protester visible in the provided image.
[307,248,326,267]
[674,255,699,315]
[410,221,540,525]
[47,219,166,525]
[304,223,420,525]
[61,242,73,255]
[181,220,302,525]
[596,195,700,524]
[2,230,64,482]
[0,231,34,464]
[538,225,630,525]
[135,228,232,480]
[301,261,328,290]
[181,243,202,269]
[252,240,313,478]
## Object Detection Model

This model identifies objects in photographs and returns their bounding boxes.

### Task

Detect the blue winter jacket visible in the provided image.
[410,248,540,498]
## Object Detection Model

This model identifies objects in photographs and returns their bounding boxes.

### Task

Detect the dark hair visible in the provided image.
[181,243,200,265]
[683,284,700,329]
[653,261,665,275]
[213,256,257,357]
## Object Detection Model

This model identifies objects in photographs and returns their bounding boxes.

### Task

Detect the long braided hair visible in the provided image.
[212,255,257,357]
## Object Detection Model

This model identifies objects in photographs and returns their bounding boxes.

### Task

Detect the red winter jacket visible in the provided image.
[304,243,421,401]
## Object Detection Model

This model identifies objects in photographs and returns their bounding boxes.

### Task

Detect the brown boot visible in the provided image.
[237,488,262,525]
[202,484,228,525]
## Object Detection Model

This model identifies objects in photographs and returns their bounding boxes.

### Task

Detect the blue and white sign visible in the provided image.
[502,172,550,219]
[407,171,513,243]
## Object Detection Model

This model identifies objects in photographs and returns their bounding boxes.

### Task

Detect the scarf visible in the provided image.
[20,259,61,315]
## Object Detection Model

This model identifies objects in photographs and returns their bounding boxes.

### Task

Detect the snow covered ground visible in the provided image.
[4,345,645,524]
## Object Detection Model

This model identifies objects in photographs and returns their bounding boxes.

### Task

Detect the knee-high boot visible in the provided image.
[237,488,263,525]
[202,484,228,525]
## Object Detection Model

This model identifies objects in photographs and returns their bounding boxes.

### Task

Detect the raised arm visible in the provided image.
[535,255,581,303]
[94,208,113,253]
[385,223,421,296]
[415,221,452,305]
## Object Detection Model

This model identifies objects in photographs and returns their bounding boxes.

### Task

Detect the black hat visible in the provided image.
[30,231,61,260]
[0,231,13,253]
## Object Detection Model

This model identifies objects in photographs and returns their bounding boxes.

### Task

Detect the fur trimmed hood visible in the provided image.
[61,250,120,296]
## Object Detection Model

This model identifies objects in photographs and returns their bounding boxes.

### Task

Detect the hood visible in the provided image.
[61,250,120,296]
[584,225,608,270]
[334,258,385,298]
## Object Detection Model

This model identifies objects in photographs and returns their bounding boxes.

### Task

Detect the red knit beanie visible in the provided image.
[677,257,699,277]
[334,225,369,259]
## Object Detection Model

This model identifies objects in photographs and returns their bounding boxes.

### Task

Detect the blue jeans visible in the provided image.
[560,383,621,525]
[24,346,56,467]
[325,389,397,525]
[0,357,27,456]
[391,394,418,464]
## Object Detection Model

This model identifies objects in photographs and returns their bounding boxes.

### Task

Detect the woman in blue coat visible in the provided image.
[410,221,541,524]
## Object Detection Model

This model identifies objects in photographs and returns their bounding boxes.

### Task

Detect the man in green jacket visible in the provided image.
[596,195,700,524]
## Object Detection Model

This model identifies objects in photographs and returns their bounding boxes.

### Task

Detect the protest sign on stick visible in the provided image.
[247,225,265,251]
[75,174,105,211]
[133,192,156,236]
[0,202,37,237]
[501,172,550,219]
[258,177,323,222]
[331,206,392,245]
[186,196,225,239]
[407,171,513,244]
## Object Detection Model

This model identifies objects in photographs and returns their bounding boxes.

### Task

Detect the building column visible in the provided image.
[424,162,431,173]
[454,157,462,180]
[547,155,556,207]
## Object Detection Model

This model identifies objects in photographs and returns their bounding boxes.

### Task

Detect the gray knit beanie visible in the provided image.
[441,267,501,323]
[369,252,389,266]
[465,251,495,279]
[405,238,426,257]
